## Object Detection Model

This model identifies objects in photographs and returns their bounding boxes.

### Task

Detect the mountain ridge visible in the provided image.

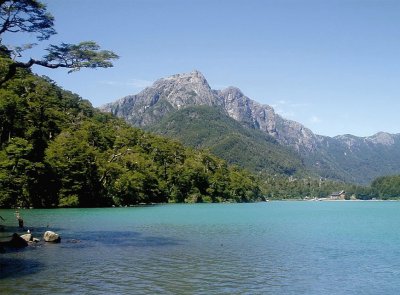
[101,70,400,184]
[146,105,307,176]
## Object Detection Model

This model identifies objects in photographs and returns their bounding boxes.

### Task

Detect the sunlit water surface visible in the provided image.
[1,202,400,294]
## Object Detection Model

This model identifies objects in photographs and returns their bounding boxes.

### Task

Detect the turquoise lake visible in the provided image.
[1,201,400,294]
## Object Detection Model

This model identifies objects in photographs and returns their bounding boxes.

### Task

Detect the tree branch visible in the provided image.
[0,41,119,86]
[0,0,55,40]
[0,1,118,86]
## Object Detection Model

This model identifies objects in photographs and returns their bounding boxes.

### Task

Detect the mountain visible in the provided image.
[101,70,400,184]
[0,58,265,208]
[315,132,400,183]
[101,71,318,153]
[101,71,309,177]
[147,105,307,176]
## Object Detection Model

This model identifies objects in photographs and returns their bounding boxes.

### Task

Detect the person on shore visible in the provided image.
[0,215,4,231]
[15,210,24,228]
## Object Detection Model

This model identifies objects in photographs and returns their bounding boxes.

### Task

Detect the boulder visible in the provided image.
[0,233,28,248]
[43,231,61,243]
[20,233,32,242]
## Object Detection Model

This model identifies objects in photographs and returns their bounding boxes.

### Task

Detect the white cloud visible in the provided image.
[271,99,310,119]
[101,80,120,86]
[271,100,309,109]
[275,108,295,118]
[271,100,287,108]
[290,102,310,108]
[127,78,153,88]
[100,78,153,89]
[213,84,229,90]
[309,116,322,124]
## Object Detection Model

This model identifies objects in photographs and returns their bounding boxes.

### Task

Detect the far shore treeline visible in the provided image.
[1,53,399,208]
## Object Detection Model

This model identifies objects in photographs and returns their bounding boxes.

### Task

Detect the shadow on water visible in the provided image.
[0,230,181,279]
[63,230,184,249]
[0,256,44,280]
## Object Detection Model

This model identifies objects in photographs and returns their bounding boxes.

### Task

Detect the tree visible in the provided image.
[45,129,104,207]
[371,175,400,199]
[0,0,118,85]
[0,137,34,207]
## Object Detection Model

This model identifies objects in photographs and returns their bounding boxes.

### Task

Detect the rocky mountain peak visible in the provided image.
[335,132,398,148]
[100,71,221,126]
[101,70,321,152]
[367,132,396,146]
[151,70,218,109]
[220,86,244,99]
[100,70,400,184]
[334,134,360,148]
[161,70,208,86]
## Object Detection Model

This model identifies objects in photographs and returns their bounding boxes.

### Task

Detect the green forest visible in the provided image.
[370,175,400,199]
[6,60,400,208]
[0,53,266,208]
[1,54,400,208]
[1,53,400,208]
[0,0,399,208]
[148,105,307,176]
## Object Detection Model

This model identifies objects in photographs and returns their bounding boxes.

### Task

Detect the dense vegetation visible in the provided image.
[1,61,399,207]
[262,175,370,200]
[148,105,308,177]
[0,0,398,213]
[301,135,400,185]
[0,55,265,208]
[370,175,400,199]
[147,105,400,200]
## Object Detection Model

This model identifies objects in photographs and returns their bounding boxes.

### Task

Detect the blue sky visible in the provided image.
[5,0,400,137]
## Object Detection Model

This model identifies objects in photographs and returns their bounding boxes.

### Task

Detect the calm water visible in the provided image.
[1,202,400,294]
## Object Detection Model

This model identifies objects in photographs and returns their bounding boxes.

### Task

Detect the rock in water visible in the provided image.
[0,233,28,248]
[43,231,61,243]
[20,233,32,242]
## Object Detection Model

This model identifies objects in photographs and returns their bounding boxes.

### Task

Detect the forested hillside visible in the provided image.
[103,70,400,185]
[2,52,398,207]
[147,105,307,176]
[371,175,400,199]
[0,55,263,208]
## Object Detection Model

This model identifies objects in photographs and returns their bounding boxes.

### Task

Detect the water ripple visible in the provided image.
[2,203,400,294]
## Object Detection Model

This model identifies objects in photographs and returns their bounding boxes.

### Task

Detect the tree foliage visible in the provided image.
[0,61,264,208]
[148,105,307,177]
[0,0,55,40]
[0,0,118,85]
[43,41,118,73]
[1,59,393,207]
[371,175,400,199]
